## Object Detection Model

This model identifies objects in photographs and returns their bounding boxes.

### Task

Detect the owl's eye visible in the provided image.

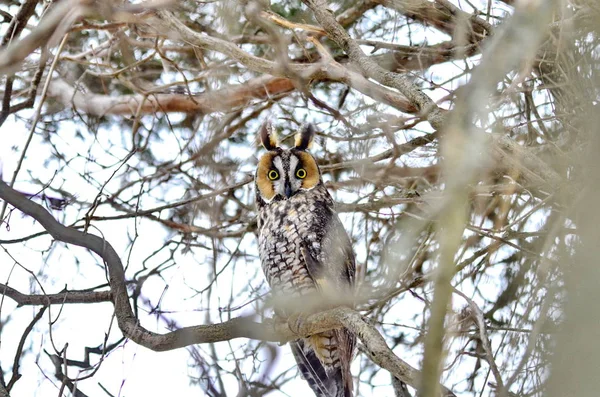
[296,168,307,179]
[268,170,279,180]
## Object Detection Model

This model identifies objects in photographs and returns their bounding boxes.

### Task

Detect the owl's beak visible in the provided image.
[284,181,293,198]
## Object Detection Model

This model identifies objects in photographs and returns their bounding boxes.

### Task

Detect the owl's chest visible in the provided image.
[257,198,327,295]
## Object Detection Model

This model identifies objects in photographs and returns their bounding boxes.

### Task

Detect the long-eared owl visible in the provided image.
[254,122,356,397]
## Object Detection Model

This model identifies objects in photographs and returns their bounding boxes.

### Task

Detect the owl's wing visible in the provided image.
[301,212,356,291]
[328,215,357,395]
[297,212,356,397]
[328,212,356,288]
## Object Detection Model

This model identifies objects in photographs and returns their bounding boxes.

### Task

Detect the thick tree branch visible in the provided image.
[0,180,456,396]
[374,0,492,41]
[0,0,85,74]
[366,40,481,73]
[46,75,295,116]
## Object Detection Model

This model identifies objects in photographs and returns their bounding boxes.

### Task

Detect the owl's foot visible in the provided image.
[271,315,289,346]
[287,312,308,337]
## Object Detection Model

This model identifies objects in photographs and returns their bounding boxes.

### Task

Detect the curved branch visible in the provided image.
[0,180,456,396]
[0,179,286,349]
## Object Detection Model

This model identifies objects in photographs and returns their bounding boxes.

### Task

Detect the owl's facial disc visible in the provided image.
[256,151,320,202]
[269,155,302,199]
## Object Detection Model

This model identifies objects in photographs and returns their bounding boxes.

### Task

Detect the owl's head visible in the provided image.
[255,122,321,204]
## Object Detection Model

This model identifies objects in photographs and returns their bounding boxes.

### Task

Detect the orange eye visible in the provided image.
[296,168,307,179]
[268,170,279,180]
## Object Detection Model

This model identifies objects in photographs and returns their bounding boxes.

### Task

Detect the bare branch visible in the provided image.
[0,283,112,307]
[46,76,295,116]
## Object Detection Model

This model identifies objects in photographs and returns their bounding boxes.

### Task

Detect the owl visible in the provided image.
[255,121,356,397]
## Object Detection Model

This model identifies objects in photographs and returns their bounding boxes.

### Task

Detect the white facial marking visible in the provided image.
[270,156,286,198]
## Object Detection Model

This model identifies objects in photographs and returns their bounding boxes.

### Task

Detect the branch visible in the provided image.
[0,0,40,128]
[49,55,416,117]
[47,351,89,397]
[301,0,445,129]
[297,308,456,397]
[0,0,174,75]
[0,0,86,74]
[374,0,492,41]
[46,76,295,116]
[366,40,481,72]
[6,306,46,392]
[0,284,112,307]
[0,180,456,396]
[489,134,564,199]
[453,289,504,392]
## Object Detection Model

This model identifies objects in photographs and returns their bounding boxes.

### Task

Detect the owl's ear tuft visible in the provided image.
[259,121,279,151]
[294,124,315,151]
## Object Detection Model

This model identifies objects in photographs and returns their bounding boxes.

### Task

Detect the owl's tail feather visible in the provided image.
[291,340,351,397]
